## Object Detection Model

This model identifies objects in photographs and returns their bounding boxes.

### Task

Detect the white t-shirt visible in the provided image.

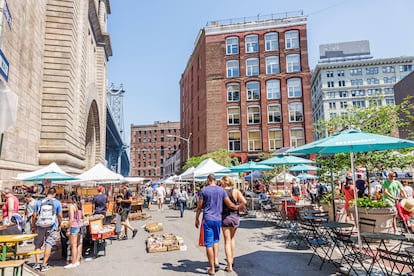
[156,186,166,198]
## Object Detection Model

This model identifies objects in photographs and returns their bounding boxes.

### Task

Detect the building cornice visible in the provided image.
[89,0,112,58]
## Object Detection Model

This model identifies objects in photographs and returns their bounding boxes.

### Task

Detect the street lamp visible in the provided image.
[167,133,192,161]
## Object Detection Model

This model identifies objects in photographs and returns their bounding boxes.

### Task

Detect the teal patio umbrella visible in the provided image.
[229,161,273,211]
[22,171,79,182]
[288,164,320,172]
[297,173,318,180]
[288,129,414,249]
[259,155,313,190]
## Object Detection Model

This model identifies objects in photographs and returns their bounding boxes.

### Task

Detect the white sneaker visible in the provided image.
[75,262,80,267]
[64,263,77,269]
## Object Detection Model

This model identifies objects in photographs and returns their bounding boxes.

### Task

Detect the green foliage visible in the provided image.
[182,149,239,171]
[349,197,391,208]
[314,98,414,181]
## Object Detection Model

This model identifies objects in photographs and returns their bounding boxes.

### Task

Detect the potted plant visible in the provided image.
[320,191,346,222]
[349,197,395,233]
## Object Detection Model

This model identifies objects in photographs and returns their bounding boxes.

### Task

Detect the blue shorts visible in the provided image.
[70,227,80,235]
[203,220,221,248]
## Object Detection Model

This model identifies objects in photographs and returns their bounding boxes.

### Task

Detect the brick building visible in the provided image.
[180,12,313,163]
[130,121,180,180]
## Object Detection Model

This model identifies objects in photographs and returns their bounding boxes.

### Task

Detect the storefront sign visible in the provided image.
[0,49,9,81]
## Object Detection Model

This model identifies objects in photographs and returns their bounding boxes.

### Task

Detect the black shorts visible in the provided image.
[120,209,130,222]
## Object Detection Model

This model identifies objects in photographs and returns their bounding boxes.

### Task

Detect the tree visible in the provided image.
[182,149,240,171]
[315,98,414,183]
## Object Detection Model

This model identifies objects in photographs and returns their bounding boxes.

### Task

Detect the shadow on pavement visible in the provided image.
[233,250,338,276]
[161,259,209,274]
[239,219,276,229]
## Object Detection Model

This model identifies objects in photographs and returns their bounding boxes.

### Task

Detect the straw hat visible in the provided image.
[401,198,414,213]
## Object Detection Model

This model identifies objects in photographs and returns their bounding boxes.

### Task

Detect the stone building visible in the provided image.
[311,40,414,139]
[394,71,414,139]
[130,121,180,180]
[180,12,313,163]
[0,0,111,181]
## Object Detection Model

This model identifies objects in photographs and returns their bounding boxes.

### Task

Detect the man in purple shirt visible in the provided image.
[195,174,239,275]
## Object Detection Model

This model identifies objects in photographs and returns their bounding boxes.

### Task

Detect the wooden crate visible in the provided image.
[147,245,167,253]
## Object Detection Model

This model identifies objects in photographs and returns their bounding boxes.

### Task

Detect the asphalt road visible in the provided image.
[37,206,339,276]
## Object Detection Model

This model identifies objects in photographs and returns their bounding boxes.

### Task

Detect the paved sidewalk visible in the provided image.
[24,207,339,276]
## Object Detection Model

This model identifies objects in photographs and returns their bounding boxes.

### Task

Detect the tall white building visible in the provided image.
[311,41,414,139]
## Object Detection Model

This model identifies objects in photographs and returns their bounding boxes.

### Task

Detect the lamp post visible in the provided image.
[167,133,192,162]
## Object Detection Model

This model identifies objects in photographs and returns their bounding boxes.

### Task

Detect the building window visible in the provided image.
[352,100,366,107]
[369,99,382,107]
[337,70,345,77]
[327,92,336,98]
[367,89,381,96]
[266,79,280,99]
[351,90,365,97]
[227,83,240,102]
[268,104,281,123]
[382,66,395,73]
[400,64,413,72]
[227,107,240,125]
[246,58,259,76]
[385,98,395,105]
[285,30,299,49]
[351,79,363,86]
[248,130,262,151]
[246,81,260,100]
[269,129,283,151]
[383,77,396,83]
[328,102,336,109]
[286,54,301,73]
[366,67,379,74]
[290,128,305,147]
[339,91,348,98]
[287,78,302,98]
[366,78,379,85]
[327,81,334,87]
[247,106,260,124]
[338,80,345,87]
[226,60,239,77]
[265,56,280,74]
[245,34,258,53]
[384,88,394,94]
[288,102,303,122]
[326,71,334,78]
[265,32,278,51]
[228,131,241,151]
[349,68,362,75]
[340,101,348,109]
[226,36,239,55]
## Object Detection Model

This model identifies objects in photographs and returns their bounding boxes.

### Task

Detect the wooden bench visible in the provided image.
[6,250,44,260]
[0,259,25,276]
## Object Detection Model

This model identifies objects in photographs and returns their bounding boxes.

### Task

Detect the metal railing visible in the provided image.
[206,11,304,27]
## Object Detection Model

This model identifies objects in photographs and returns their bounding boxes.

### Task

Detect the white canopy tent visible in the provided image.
[178,166,195,180]
[16,162,72,181]
[180,158,226,180]
[75,163,124,183]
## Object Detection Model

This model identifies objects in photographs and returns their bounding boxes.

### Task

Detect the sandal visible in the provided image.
[207,269,215,275]
[224,267,233,272]
[214,264,220,271]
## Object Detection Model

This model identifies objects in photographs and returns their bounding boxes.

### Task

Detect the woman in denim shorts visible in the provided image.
[64,192,83,269]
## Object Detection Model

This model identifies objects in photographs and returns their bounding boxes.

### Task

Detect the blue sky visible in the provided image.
[107,0,414,144]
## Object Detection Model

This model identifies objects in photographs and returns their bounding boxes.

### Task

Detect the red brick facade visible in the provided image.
[130,121,180,180]
[180,16,314,163]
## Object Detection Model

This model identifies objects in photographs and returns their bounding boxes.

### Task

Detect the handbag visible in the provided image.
[198,220,205,247]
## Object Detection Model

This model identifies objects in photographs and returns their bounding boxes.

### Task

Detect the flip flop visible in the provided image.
[224,267,233,272]
[214,264,220,271]
[207,269,215,275]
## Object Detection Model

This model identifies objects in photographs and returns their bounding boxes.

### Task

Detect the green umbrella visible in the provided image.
[229,161,273,211]
[22,171,79,182]
[288,129,414,249]
[258,155,313,166]
[288,164,320,172]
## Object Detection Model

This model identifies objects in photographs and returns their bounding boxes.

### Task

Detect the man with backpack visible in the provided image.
[32,187,63,272]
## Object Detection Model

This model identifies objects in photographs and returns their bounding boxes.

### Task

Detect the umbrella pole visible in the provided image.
[0,133,3,158]
[330,166,336,221]
[250,171,254,211]
[350,151,362,249]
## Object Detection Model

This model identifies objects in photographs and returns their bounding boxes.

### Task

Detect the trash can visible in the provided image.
[282,199,296,220]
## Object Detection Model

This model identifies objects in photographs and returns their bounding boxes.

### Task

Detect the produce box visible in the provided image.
[147,234,167,253]
[145,221,163,233]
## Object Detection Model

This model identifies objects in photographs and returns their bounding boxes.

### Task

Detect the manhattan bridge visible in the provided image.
[106,84,130,176]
